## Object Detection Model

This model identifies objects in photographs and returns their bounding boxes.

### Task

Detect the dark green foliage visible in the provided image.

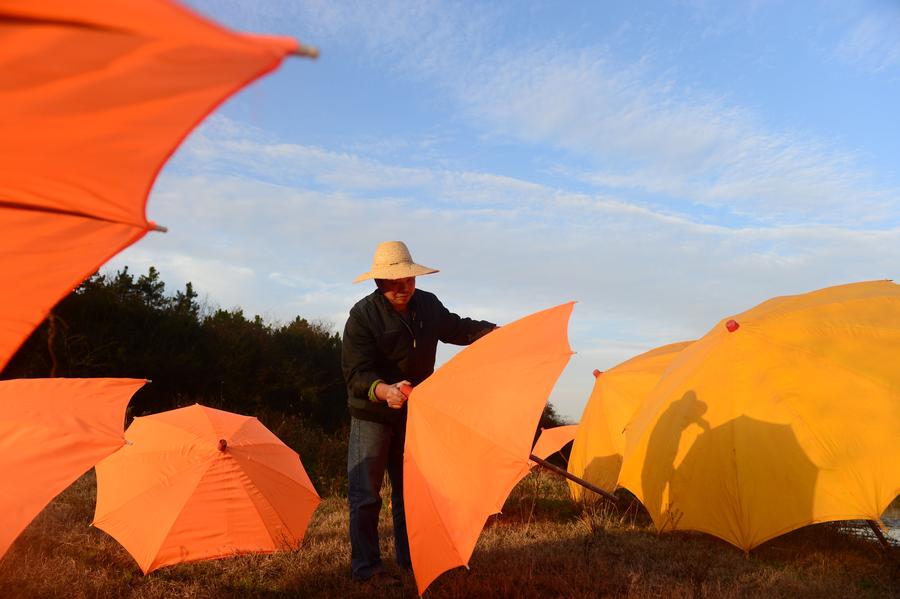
[2,267,348,432]
[3,265,567,474]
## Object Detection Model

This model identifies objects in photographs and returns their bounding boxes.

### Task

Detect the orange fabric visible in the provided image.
[0,0,299,370]
[0,377,146,559]
[567,341,691,499]
[93,404,320,574]
[618,281,900,551]
[404,303,574,595]
[531,424,578,462]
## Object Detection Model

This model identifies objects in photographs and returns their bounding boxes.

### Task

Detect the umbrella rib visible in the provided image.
[0,200,150,230]
[412,351,572,466]
[406,452,469,571]
[125,418,210,449]
[406,406,504,572]
[749,291,900,331]
[415,398,528,467]
[745,328,899,457]
[143,460,216,573]
[228,448,318,495]
[228,441,298,454]
[225,417,283,446]
[228,452,319,541]
[94,459,213,573]
[0,14,130,34]
[409,397,536,564]
[94,459,212,523]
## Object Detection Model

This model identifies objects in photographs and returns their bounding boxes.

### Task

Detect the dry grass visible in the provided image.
[1,469,896,598]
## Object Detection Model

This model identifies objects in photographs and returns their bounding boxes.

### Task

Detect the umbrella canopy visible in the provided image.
[567,341,691,500]
[0,377,146,559]
[618,280,900,551]
[531,424,578,462]
[0,0,303,370]
[93,404,320,574]
[404,302,574,595]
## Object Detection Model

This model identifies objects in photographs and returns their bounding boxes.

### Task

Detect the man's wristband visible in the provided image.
[367,379,384,402]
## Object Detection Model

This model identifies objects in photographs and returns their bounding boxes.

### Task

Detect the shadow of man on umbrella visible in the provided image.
[669,414,818,550]
[641,390,710,528]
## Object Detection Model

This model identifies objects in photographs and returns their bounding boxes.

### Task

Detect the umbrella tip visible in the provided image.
[725,319,740,333]
[592,369,602,378]
[217,439,227,451]
[292,43,320,59]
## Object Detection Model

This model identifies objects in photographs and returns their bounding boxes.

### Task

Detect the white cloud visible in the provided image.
[459,46,899,225]
[127,122,900,418]
[184,1,900,227]
[146,2,900,417]
[836,12,900,73]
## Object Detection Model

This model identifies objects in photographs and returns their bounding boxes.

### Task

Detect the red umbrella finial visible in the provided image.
[592,369,602,378]
[217,439,227,452]
[726,319,740,333]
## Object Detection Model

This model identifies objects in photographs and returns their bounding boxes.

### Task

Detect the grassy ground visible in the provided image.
[1,470,896,598]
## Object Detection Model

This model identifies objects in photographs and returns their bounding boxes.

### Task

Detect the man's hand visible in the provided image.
[375,380,412,409]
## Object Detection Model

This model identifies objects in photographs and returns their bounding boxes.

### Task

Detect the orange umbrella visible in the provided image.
[0,377,146,559]
[404,302,574,595]
[93,404,320,574]
[531,424,578,462]
[0,0,311,370]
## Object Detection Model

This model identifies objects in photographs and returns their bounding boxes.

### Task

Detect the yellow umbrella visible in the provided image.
[567,342,691,500]
[618,280,900,551]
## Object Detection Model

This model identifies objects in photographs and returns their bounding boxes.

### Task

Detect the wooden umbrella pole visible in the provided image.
[866,520,891,550]
[528,453,617,503]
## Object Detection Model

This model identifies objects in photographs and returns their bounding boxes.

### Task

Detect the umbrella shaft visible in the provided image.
[866,520,891,549]
[528,453,617,502]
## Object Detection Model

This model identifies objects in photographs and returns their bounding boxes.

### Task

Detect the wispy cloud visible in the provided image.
[161,1,900,418]
[148,120,900,342]
[836,10,900,74]
[459,46,899,225]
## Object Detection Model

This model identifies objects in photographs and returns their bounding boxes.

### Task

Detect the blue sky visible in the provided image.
[111,0,900,419]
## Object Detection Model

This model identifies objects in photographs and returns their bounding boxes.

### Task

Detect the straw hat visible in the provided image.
[353,241,439,283]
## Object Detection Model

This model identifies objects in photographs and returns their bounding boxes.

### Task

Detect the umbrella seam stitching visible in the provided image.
[413,352,572,465]
[144,459,215,573]
[409,403,499,573]
[234,448,322,535]
[744,327,899,468]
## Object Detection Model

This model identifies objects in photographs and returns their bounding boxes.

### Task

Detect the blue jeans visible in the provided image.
[347,416,411,580]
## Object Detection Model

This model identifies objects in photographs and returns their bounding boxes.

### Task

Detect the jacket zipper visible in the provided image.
[400,311,417,348]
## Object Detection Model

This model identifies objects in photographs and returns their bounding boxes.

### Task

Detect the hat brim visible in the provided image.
[353,264,439,284]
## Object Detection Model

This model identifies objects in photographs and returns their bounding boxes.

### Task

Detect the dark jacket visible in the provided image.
[342,288,495,423]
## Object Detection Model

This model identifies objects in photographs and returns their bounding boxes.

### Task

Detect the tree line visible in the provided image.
[2,266,566,437]
[3,267,347,431]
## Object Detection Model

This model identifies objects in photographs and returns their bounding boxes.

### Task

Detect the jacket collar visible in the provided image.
[372,288,418,317]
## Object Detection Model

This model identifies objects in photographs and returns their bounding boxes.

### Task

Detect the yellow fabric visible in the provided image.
[618,280,900,551]
[567,342,691,500]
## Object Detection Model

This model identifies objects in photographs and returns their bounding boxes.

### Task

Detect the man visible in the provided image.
[342,241,496,582]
